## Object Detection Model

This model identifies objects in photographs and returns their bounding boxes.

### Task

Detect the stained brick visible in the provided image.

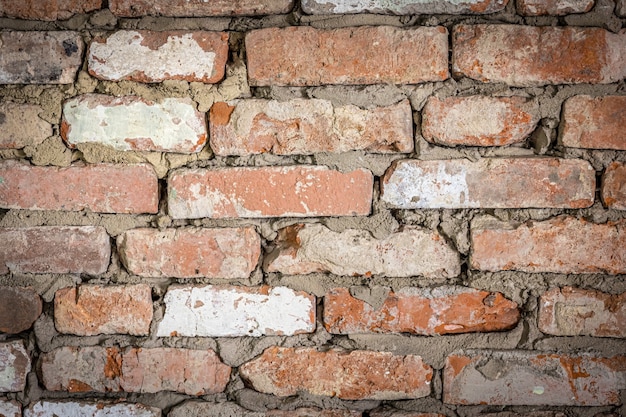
[246,26,448,86]
[369,410,445,417]
[0,399,20,417]
[516,0,594,14]
[109,0,293,16]
[209,99,413,155]
[24,401,160,417]
[169,402,361,417]
[0,160,159,213]
[0,226,110,275]
[168,166,373,219]
[0,341,30,392]
[265,224,461,278]
[88,30,228,83]
[0,286,42,334]
[117,227,261,279]
[240,347,432,400]
[381,158,595,209]
[302,0,508,14]
[62,94,207,153]
[0,102,52,149]
[0,0,101,20]
[471,216,626,274]
[421,96,539,147]
[452,25,626,86]
[41,346,230,395]
[443,351,626,405]
[602,162,626,210]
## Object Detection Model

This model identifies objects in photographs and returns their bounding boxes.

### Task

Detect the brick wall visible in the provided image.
[0,1,625,416]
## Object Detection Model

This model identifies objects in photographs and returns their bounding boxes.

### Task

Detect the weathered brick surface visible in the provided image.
[209,99,413,155]
[470,216,626,274]
[54,285,153,336]
[0,399,20,417]
[168,166,373,219]
[602,162,626,210]
[88,31,228,83]
[118,227,260,278]
[24,401,160,417]
[443,351,626,405]
[0,341,30,392]
[452,25,626,86]
[169,402,361,417]
[0,31,83,84]
[0,286,42,334]
[240,347,433,400]
[0,102,52,149]
[0,0,101,20]
[370,411,445,417]
[0,226,110,275]
[0,161,158,213]
[560,95,626,150]
[265,224,461,278]
[381,158,595,209]
[421,96,539,147]
[324,287,519,335]
[538,287,626,338]
[516,0,594,14]
[109,0,294,16]
[41,346,230,395]
[62,94,207,153]
[157,285,315,337]
[302,0,508,14]
[246,26,448,86]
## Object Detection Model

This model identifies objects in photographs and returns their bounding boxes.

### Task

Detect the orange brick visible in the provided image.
[240,347,432,400]
[0,0,101,20]
[0,287,42,334]
[109,0,293,16]
[0,102,52,149]
[516,0,594,15]
[602,162,626,210]
[246,26,448,86]
[560,96,626,150]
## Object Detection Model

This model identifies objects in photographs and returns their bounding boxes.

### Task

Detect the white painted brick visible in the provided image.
[0,399,20,417]
[0,341,30,392]
[25,401,161,417]
[301,0,508,14]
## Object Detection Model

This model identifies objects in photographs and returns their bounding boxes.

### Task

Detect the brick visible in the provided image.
[266,410,360,417]
[324,287,519,335]
[41,346,230,395]
[0,341,30,392]
[266,224,460,278]
[24,401,160,417]
[0,160,158,213]
[117,227,260,279]
[61,94,207,153]
[209,99,413,156]
[302,0,508,14]
[54,285,153,336]
[0,31,83,84]
[370,410,445,417]
[157,285,315,337]
[421,96,539,147]
[602,162,626,210]
[538,287,626,338]
[246,26,448,86]
[169,402,361,417]
[0,286,42,334]
[0,399,20,417]
[381,158,595,209]
[479,413,566,417]
[0,0,101,20]
[168,166,373,219]
[470,216,626,274]
[0,102,52,149]
[516,0,594,14]
[88,30,228,83]
[109,0,293,16]
[452,25,626,86]
[240,347,432,400]
[443,350,626,405]
[560,96,626,150]
[0,226,110,275]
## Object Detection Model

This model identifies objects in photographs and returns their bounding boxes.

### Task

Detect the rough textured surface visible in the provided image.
[0,286,42,334]
[24,401,160,417]
[109,0,294,16]
[516,0,594,14]
[169,402,361,417]
[381,158,595,209]
[0,0,101,20]
[0,399,20,417]
[0,102,52,149]
[246,26,448,86]
[240,347,433,400]
[265,224,461,278]
[0,341,30,392]
[602,162,626,210]
[302,0,508,14]
[470,216,626,274]
[157,285,315,337]
[369,411,444,417]
[209,99,413,155]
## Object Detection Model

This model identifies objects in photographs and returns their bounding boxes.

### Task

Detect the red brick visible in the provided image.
[118,227,261,278]
[452,25,626,86]
[538,287,626,338]
[0,160,158,214]
[560,96,626,150]
[443,351,626,405]
[24,401,159,417]
[324,287,519,335]
[381,158,595,209]
[109,0,293,16]
[0,400,20,417]
[209,99,413,156]
[471,216,626,274]
[0,0,101,20]
[240,347,432,400]
[602,162,626,210]
[41,346,230,395]
[302,0,508,14]
[0,102,52,149]
[516,0,594,14]
[0,286,42,334]
[421,96,539,147]
[54,285,153,336]
[0,341,30,392]
[0,226,110,275]
[168,166,373,219]
[246,26,448,86]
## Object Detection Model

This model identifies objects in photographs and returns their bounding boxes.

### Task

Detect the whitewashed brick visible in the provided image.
[0,399,20,417]
[302,0,508,14]
[0,341,30,392]
[24,401,160,417]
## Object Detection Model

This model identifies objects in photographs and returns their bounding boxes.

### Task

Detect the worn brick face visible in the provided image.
[0,399,20,417]
[0,102,52,149]
[246,26,448,86]
[0,341,30,392]
[302,0,508,14]
[240,347,433,400]
[370,411,445,417]
[0,287,42,334]
[169,402,361,417]
[109,0,294,16]
[24,401,160,417]
[516,0,594,15]
[602,162,626,210]
[0,0,101,20]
